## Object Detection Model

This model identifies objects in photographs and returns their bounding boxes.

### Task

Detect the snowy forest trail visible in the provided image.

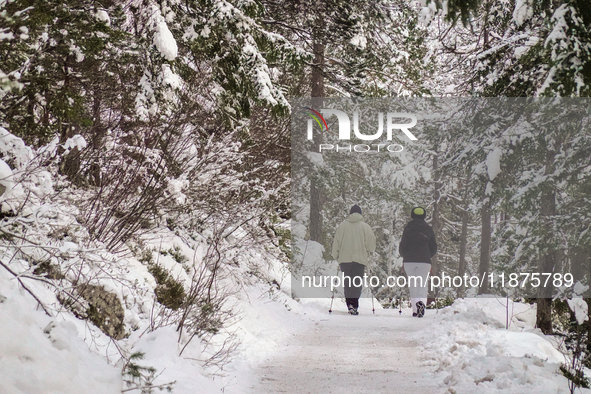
[247,307,443,394]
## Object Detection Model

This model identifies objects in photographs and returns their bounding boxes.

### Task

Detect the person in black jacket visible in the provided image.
[398,207,437,317]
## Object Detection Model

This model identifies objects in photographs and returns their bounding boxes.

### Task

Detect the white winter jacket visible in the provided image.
[331,213,376,267]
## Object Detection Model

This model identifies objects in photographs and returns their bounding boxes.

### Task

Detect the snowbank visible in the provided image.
[0,270,121,394]
[422,298,576,394]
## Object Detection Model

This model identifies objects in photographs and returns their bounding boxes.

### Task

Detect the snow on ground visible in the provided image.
[0,224,291,394]
[3,259,587,394]
[1,223,588,394]
[0,268,121,394]
[421,298,588,394]
[237,300,443,394]
[224,295,590,394]
[126,326,219,393]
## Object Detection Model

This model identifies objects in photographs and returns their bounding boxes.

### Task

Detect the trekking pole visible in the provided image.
[329,262,338,314]
[368,268,375,314]
[399,298,402,315]
[329,288,335,314]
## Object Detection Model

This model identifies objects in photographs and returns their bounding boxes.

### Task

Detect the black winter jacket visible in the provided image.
[398,218,437,263]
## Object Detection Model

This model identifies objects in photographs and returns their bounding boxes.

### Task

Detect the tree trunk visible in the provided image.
[536,207,556,334]
[58,55,82,184]
[535,261,554,334]
[431,153,441,273]
[311,42,325,99]
[570,245,588,289]
[536,144,558,334]
[427,153,442,303]
[309,181,323,244]
[585,247,591,357]
[477,198,491,295]
[458,200,469,297]
[308,34,325,244]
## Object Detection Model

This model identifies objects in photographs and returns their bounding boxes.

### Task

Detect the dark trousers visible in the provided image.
[340,262,365,309]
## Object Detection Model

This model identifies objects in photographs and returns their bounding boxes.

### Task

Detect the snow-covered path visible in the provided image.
[247,308,443,393]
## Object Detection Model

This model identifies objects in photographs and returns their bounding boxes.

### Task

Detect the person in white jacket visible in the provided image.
[331,204,376,315]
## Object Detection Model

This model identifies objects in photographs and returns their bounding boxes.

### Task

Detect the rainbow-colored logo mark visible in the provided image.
[302,107,329,133]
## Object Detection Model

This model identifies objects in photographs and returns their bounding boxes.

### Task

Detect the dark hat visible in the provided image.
[411,206,426,219]
[350,204,362,215]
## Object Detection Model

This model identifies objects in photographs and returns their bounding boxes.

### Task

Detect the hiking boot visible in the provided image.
[348,307,359,315]
[416,301,425,318]
[412,312,417,317]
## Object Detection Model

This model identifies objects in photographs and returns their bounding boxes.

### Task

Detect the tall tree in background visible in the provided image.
[423,0,591,97]
[263,0,429,246]
[424,0,591,331]
[0,0,309,250]
[309,1,326,243]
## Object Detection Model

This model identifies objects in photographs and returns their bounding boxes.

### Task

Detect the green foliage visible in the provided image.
[553,299,575,333]
[169,0,304,122]
[270,225,292,261]
[147,263,186,310]
[32,260,64,280]
[161,246,188,265]
[85,304,106,334]
[58,284,126,339]
[198,302,221,334]
[122,352,175,394]
[139,249,154,265]
[426,0,481,27]
[555,299,591,393]
[0,0,134,146]
[448,0,591,97]
[560,365,590,390]
[428,296,455,309]
[261,0,430,97]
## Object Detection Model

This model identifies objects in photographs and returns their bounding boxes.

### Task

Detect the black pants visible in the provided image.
[340,262,365,309]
